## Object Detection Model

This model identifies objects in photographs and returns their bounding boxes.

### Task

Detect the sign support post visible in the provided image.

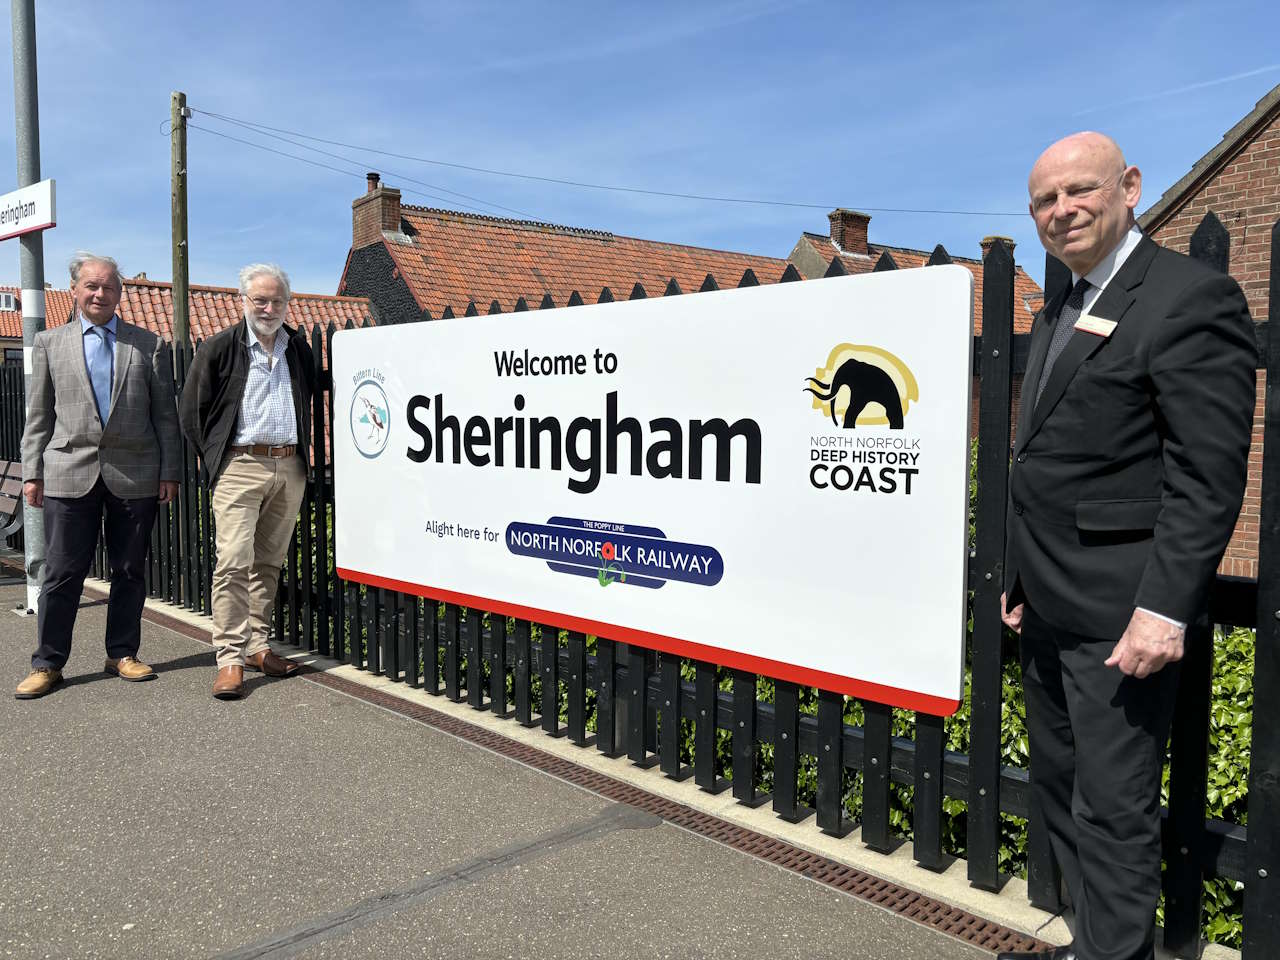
[9,0,47,615]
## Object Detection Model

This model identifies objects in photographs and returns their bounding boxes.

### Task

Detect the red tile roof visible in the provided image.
[0,281,369,466]
[356,206,791,317]
[0,286,74,340]
[341,201,1041,337]
[0,280,374,343]
[792,234,1043,334]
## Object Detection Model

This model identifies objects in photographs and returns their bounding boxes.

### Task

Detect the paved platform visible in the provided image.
[0,577,1003,959]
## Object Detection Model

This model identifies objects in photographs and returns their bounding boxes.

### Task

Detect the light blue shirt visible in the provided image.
[80,312,118,423]
[233,324,298,446]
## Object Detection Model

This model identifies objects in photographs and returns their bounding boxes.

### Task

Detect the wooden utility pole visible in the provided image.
[170,90,190,351]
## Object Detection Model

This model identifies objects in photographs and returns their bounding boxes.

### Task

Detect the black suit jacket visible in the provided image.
[1003,236,1256,639]
[177,320,315,488]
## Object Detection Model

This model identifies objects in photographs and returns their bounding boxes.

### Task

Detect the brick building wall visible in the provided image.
[1143,105,1279,578]
[1145,115,1278,323]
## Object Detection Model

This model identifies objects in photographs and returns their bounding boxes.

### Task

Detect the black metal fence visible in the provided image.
[1,358,26,553]
[0,215,1276,956]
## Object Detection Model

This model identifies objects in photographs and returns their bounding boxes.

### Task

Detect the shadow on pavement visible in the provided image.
[10,651,214,697]
[151,651,214,675]
[237,671,299,699]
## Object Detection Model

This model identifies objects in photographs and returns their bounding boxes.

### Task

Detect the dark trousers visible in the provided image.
[33,478,158,671]
[1019,604,1181,960]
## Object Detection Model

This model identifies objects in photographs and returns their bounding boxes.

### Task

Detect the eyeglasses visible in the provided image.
[246,296,286,309]
[1030,171,1125,216]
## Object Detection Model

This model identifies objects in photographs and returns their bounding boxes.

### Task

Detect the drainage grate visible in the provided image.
[124,595,1052,956]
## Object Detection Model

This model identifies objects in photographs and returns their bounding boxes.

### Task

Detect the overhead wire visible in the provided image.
[186,123,533,220]
[190,106,1027,217]
[193,113,539,220]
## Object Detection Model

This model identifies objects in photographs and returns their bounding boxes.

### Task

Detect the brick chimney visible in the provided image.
[980,235,1016,259]
[352,172,402,248]
[828,208,870,255]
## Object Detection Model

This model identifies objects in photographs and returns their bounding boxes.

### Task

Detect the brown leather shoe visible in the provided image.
[212,665,244,700]
[15,668,62,699]
[245,649,300,677]
[105,656,155,682]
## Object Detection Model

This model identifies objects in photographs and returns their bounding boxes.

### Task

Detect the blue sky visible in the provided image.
[2,0,1279,296]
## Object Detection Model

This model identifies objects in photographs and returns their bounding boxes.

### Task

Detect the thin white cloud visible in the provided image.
[1073,63,1280,116]
[451,0,809,77]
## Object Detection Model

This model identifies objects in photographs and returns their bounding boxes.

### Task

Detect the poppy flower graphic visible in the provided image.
[596,541,625,587]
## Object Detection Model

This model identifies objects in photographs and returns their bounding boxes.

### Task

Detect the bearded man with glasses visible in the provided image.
[179,263,315,700]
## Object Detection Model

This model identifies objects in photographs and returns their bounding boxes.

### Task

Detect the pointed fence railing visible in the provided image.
[0,216,1275,955]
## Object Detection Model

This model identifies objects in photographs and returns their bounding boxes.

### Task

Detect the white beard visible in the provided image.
[247,314,284,339]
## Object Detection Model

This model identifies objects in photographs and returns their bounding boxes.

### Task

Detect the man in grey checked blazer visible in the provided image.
[16,253,181,699]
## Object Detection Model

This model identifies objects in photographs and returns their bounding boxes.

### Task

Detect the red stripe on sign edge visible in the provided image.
[0,219,55,242]
[336,566,961,717]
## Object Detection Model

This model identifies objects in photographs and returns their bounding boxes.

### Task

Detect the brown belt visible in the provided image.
[230,443,296,458]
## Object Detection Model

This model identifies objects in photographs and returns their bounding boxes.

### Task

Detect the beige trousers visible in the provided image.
[211,452,306,668]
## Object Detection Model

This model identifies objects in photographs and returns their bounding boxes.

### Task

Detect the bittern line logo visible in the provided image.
[803,345,918,428]
[350,377,390,459]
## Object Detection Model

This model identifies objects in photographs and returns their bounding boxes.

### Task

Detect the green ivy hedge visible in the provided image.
[649,623,1252,949]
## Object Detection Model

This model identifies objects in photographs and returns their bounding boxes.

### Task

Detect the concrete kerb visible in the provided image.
[79,577,1240,960]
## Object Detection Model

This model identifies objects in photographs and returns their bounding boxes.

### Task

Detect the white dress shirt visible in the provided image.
[232,325,298,447]
[1072,225,1185,631]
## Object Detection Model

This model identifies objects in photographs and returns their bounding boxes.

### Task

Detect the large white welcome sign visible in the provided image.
[334,267,973,714]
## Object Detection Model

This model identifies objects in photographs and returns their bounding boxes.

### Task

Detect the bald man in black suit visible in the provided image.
[998,133,1256,960]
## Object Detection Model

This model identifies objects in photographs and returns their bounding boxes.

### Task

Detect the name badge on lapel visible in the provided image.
[1074,313,1117,338]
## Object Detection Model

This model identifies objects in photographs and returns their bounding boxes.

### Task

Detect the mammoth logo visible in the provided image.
[804,345,918,429]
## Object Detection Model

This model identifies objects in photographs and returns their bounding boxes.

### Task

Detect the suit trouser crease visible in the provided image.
[211,454,306,668]
[1020,605,1180,960]
[34,479,158,670]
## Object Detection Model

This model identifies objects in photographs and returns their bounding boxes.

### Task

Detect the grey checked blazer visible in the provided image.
[21,319,181,499]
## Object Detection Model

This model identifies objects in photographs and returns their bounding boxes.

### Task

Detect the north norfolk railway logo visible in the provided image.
[803,345,918,429]
[507,517,724,590]
[350,376,391,459]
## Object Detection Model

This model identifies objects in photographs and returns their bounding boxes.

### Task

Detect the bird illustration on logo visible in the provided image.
[358,395,387,442]
[349,378,392,459]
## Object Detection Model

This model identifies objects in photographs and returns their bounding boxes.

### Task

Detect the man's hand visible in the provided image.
[23,480,42,508]
[1001,592,1024,634]
[1105,608,1185,678]
[157,482,179,506]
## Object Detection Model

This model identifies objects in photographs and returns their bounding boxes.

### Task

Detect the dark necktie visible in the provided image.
[1036,277,1091,403]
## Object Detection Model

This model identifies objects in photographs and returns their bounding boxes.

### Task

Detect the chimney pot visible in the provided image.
[828,208,870,256]
[367,172,381,193]
[980,235,1016,258]
[352,177,402,248]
